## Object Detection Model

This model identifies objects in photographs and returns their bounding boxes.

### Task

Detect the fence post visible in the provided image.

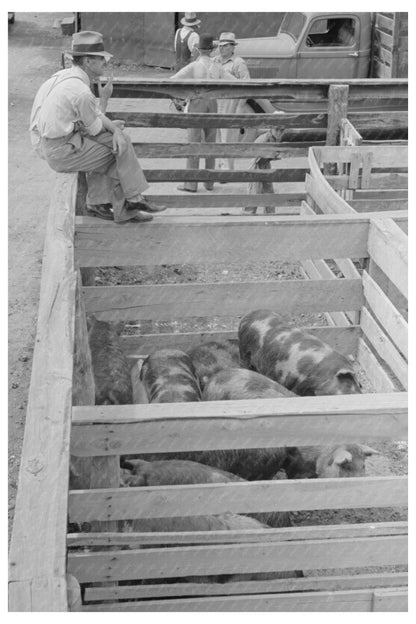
[325,84,349,176]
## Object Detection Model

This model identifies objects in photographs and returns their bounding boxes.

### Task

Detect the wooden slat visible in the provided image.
[83,572,408,602]
[139,193,305,209]
[68,521,408,548]
[314,145,408,168]
[70,392,407,457]
[107,109,326,129]
[68,534,407,582]
[362,271,407,359]
[131,141,309,158]
[349,199,408,212]
[328,173,408,191]
[120,325,360,358]
[143,167,307,183]
[83,278,364,321]
[75,214,373,268]
[8,175,78,612]
[360,308,407,389]
[368,218,408,298]
[368,258,408,319]
[340,118,363,146]
[68,476,408,523]
[305,173,356,215]
[357,338,397,393]
[373,588,408,612]
[300,260,350,327]
[80,588,407,611]
[376,14,394,32]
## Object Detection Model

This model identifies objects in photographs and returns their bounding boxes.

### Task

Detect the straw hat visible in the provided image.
[217,32,238,46]
[180,12,201,27]
[66,31,113,61]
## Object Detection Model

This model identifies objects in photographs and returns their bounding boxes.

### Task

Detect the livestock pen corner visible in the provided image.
[9,78,407,611]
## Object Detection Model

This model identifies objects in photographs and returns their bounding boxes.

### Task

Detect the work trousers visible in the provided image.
[184,98,217,192]
[41,130,149,222]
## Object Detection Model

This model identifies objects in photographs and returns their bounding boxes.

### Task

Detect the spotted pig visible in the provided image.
[188,340,240,390]
[239,309,361,396]
[140,348,201,403]
[202,367,295,401]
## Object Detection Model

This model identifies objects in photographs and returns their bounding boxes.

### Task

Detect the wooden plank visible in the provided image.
[377,30,394,51]
[328,173,408,191]
[68,476,408,523]
[68,534,408,582]
[130,141,309,158]
[83,278,364,321]
[68,521,408,547]
[368,218,408,298]
[71,392,407,457]
[83,572,408,602]
[368,259,408,319]
[373,588,408,612]
[75,214,372,268]
[8,175,77,612]
[326,84,349,148]
[357,338,397,393]
[137,193,305,209]
[119,325,360,359]
[349,199,408,212]
[107,108,327,129]
[80,589,406,611]
[9,577,69,612]
[376,14,394,32]
[360,307,407,389]
[340,118,362,146]
[143,167,307,183]
[315,145,407,168]
[362,271,407,359]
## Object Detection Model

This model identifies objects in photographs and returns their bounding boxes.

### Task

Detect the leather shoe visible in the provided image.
[125,196,166,213]
[177,185,196,193]
[123,210,153,223]
[86,204,114,220]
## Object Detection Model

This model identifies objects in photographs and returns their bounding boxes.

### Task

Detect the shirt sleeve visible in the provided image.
[75,90,103,135]
[188,31,199,52]
[234,57,251,80]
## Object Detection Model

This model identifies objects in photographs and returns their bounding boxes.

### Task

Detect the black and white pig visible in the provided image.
[239,309,362,396]
[140,348,201,403]
[202,367,295,401]
[87,315,133,405]
[188,340,240,390]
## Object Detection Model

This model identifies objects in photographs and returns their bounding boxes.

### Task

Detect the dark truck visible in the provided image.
[237,12,407,80]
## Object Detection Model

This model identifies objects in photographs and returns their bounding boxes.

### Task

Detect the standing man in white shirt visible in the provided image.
[30,31,165,223]
[171,34,227,193]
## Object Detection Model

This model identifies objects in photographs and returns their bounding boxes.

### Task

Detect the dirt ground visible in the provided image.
[8,12,407,559]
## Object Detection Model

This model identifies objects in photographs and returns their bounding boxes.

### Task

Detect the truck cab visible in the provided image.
[237,12,372,79]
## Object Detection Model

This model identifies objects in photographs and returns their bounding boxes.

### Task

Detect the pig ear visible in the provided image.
[333,448,353,466]
[121,458,148,470]
[336,369,355,381]
[357,444,380,456]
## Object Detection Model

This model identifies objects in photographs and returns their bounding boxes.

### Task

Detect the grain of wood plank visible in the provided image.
[67,534,408,582]
[68,476,408,523]
[368,218,408,298]
[68,521,408,547]
[82,278,363,321]
[360,307,407,389]
[362,271,407,359]
[83,572,408,602]
[328,172,408,191]
[8,174,78,612]
[143,167,307,183]
[75,215,373,267]
[349,199,407,212]
[130,140,309,158]
[357,338,397,393]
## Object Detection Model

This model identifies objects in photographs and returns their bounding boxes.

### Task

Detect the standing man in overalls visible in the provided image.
[172,13,201,112]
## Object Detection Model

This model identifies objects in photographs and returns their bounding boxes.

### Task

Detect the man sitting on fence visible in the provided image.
[30,30,165,223]
[171,33,228,193]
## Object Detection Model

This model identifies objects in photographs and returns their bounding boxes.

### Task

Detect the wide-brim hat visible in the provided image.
[197,33,216,51]
[217,32,238,46]
[66,30,113,61]
[181,12,201,26]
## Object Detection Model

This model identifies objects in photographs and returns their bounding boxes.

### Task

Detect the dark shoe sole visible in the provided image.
[117,211,153,223]
[86,205,114,220]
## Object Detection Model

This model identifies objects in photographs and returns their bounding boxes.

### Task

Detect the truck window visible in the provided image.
[278,13,306,42]
[305,18,356,47]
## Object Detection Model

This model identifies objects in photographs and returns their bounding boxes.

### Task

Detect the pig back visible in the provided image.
[140,348,201,403]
